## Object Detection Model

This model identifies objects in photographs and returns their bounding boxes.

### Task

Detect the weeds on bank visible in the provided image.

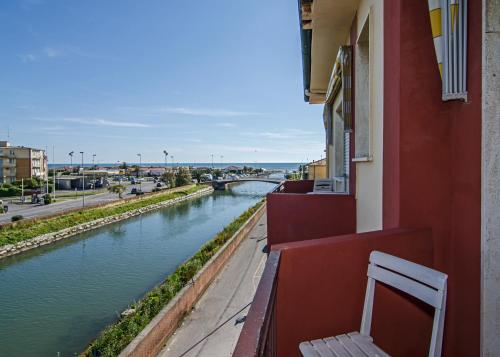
[81,199,264,357]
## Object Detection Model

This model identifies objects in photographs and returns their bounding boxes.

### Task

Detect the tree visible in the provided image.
[108,184,126,199]
[161,171,176,188]
[175,168,192,187]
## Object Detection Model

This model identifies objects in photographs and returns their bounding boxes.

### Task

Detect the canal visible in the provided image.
[0,181,276,357]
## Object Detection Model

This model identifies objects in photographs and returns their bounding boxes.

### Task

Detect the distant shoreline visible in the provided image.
[49,162,304,170]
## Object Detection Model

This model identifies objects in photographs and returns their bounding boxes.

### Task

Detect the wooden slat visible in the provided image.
[369,251,447,290]
[348,332,389,357]
[311,339,337,357]
[335,334,367,357]
[323,337,351,357]
[300,341,320,357]
[368,265,442,308]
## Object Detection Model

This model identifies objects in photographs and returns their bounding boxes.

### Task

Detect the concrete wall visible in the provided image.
[354,0,384,233]
[481,0,500,355]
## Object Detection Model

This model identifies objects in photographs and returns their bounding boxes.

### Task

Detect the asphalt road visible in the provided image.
[159,212,268,357]
[0,181,157,224]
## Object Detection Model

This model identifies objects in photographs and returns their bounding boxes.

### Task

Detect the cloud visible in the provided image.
[244,128,320,140]
[43,47,63,58]
[64,118,152,128]
[215,122,237,128]
[120,105,265,118]
[19,54,37,62]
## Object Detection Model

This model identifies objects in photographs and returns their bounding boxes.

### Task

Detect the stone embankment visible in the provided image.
[0,187,214,260]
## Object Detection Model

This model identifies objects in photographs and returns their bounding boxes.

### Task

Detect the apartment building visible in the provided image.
[0,141,48,184]
[235,1,498,356]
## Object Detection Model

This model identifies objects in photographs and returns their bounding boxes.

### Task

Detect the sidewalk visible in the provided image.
[158,212,268,357]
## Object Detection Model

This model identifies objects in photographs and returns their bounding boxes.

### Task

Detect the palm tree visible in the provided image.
[108,184,126,199]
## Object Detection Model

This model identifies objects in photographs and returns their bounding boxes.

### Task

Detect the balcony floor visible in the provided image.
[158,212,268,357]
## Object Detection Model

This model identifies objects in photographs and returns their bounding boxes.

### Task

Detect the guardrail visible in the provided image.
[233,250,280,357]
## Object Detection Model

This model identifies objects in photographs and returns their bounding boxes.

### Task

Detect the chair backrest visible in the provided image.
[313,179,333,193]
[360,251,448,357]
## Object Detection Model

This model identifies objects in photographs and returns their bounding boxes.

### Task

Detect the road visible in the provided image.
[0,181,157,224]
[159,212,268,357]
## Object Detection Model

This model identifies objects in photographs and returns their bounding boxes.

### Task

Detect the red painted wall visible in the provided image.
[383,1,481,355]
[266,193,356,246]
[273,229,434,357]
[283,180,314,193]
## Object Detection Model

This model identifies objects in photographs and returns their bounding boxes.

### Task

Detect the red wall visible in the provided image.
[266,193,356,246]
[273,229,434,357]
[283,180,314,193]
[383,1,481,355]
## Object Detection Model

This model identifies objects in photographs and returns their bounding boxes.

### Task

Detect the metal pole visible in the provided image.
[92,154,96,190]
[80,151,85,206]
[52,145,56,201]
[137,153,142,191]
[21,178,24,203]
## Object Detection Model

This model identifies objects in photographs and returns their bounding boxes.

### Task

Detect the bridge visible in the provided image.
[209,178,283,190]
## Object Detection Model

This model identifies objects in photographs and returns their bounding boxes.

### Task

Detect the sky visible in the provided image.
[0,0,325,164]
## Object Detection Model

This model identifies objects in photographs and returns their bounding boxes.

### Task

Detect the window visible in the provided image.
[324,45,353,193]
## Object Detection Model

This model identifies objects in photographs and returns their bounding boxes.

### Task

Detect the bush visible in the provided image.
[44,194,52,205]
[11,215,23,222]
[0,185,22,197]
[175,168,192,187]
[0,206,4,214]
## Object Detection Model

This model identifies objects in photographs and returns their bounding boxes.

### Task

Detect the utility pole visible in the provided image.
[137,153,142,191]
[80,151,85,206]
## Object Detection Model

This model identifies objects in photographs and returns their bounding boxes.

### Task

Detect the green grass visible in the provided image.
[81,199,264,357]
[0,185,206,248]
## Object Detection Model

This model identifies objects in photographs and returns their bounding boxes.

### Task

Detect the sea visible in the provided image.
[49,162,303,172]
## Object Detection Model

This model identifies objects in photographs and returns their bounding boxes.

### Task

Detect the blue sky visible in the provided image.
[0,0,324,164]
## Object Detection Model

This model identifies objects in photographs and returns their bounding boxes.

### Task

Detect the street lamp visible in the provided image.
[69,151,74,171]
[92,154,96,189]
[163,150,168,171]
[137,153,142,191]
[211,154,214,169]
[80,151,85,206]
[171,155,174,169]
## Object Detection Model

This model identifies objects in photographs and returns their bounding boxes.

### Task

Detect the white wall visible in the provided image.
[481,0,500,355]
[354,0,384,233]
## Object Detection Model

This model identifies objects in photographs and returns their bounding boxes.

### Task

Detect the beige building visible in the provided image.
[306,158,327,179]
[0,141,47,184]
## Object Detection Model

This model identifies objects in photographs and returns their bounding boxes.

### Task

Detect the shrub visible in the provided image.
[0,185,22,197]
[11,215,23,222]
[44,194,52,205]
[0,206,4,214]
[175,168,192,187]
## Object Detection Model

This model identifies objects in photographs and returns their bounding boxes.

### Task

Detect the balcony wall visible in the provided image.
[235,228,435,357]
[282,180,314,193]
[267,188,356,246]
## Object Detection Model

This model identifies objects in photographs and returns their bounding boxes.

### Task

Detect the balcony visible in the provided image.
[266,180,356,246]
[234,228,435,357]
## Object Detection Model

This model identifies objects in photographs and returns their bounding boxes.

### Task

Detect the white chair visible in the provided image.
[310,179,334,194]
[299,251,448,357]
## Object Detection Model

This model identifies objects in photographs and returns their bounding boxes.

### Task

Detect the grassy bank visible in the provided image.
[0,185,206,248]
[81,199,265,357]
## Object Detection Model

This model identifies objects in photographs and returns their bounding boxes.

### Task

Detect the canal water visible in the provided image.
[0,181,276,357]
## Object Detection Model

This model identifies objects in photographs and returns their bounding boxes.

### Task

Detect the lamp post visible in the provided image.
[211,154,214,170]
[80,151,85,206]
[171,155,174,170]
[69,151,74,172]
[92,154,96,189]
[137,153,142,191]
[163,150,168,171]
